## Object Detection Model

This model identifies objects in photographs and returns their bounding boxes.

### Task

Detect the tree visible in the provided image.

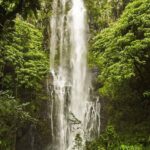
[0,91,35,149]
[90,0,150,147]
[0,17,49,149]
[0,0,41,34]
[0,18,48,94]
[85,0,131,34]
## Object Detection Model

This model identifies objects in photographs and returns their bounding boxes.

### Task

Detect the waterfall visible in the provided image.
[48,0,101,149]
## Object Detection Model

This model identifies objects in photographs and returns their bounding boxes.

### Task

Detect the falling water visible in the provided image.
[48,0,101,150]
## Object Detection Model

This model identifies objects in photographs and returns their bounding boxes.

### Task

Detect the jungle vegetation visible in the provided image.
[0,0,150,149]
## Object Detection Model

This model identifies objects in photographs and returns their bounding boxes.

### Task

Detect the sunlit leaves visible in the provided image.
[0,18,48,90]
[92,0,150,98]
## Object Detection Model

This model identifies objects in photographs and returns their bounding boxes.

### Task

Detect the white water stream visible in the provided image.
[48,0,101,149]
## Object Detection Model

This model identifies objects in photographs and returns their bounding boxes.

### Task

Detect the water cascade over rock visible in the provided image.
[47,0,101,149]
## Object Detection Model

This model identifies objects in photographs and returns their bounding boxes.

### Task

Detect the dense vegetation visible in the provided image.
[0,0,150,149]
[0,1,50,149]
[87,0,150,149]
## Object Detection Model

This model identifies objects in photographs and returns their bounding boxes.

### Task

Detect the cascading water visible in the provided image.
[48,0,101,149]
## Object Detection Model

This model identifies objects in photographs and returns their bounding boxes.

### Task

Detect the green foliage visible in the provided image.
[0,18,48,91]
[73,133,83,150]
[86,126,119,150]
[0,1,51,149]
[0,0,41,33]
[0,18,49,149]
[0,91,35,149]
[89,0,150,149]
[120,144,142,150]
[0,0,51,147]
[86,125,150,150]
[86,0,131,33]
[92,0,150,99]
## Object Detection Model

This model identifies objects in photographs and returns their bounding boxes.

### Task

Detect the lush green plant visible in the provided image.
[0,91,35,149]
[85,0,131,34]
[86,125,149,150]
[73,133,83,150]
[86,126,119,150]
[0,17,49,149]
[120,144,142,150]
[88,0,150,149]
[92,0,150,99]
[0,18,48,92]
[0,0,41,33]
